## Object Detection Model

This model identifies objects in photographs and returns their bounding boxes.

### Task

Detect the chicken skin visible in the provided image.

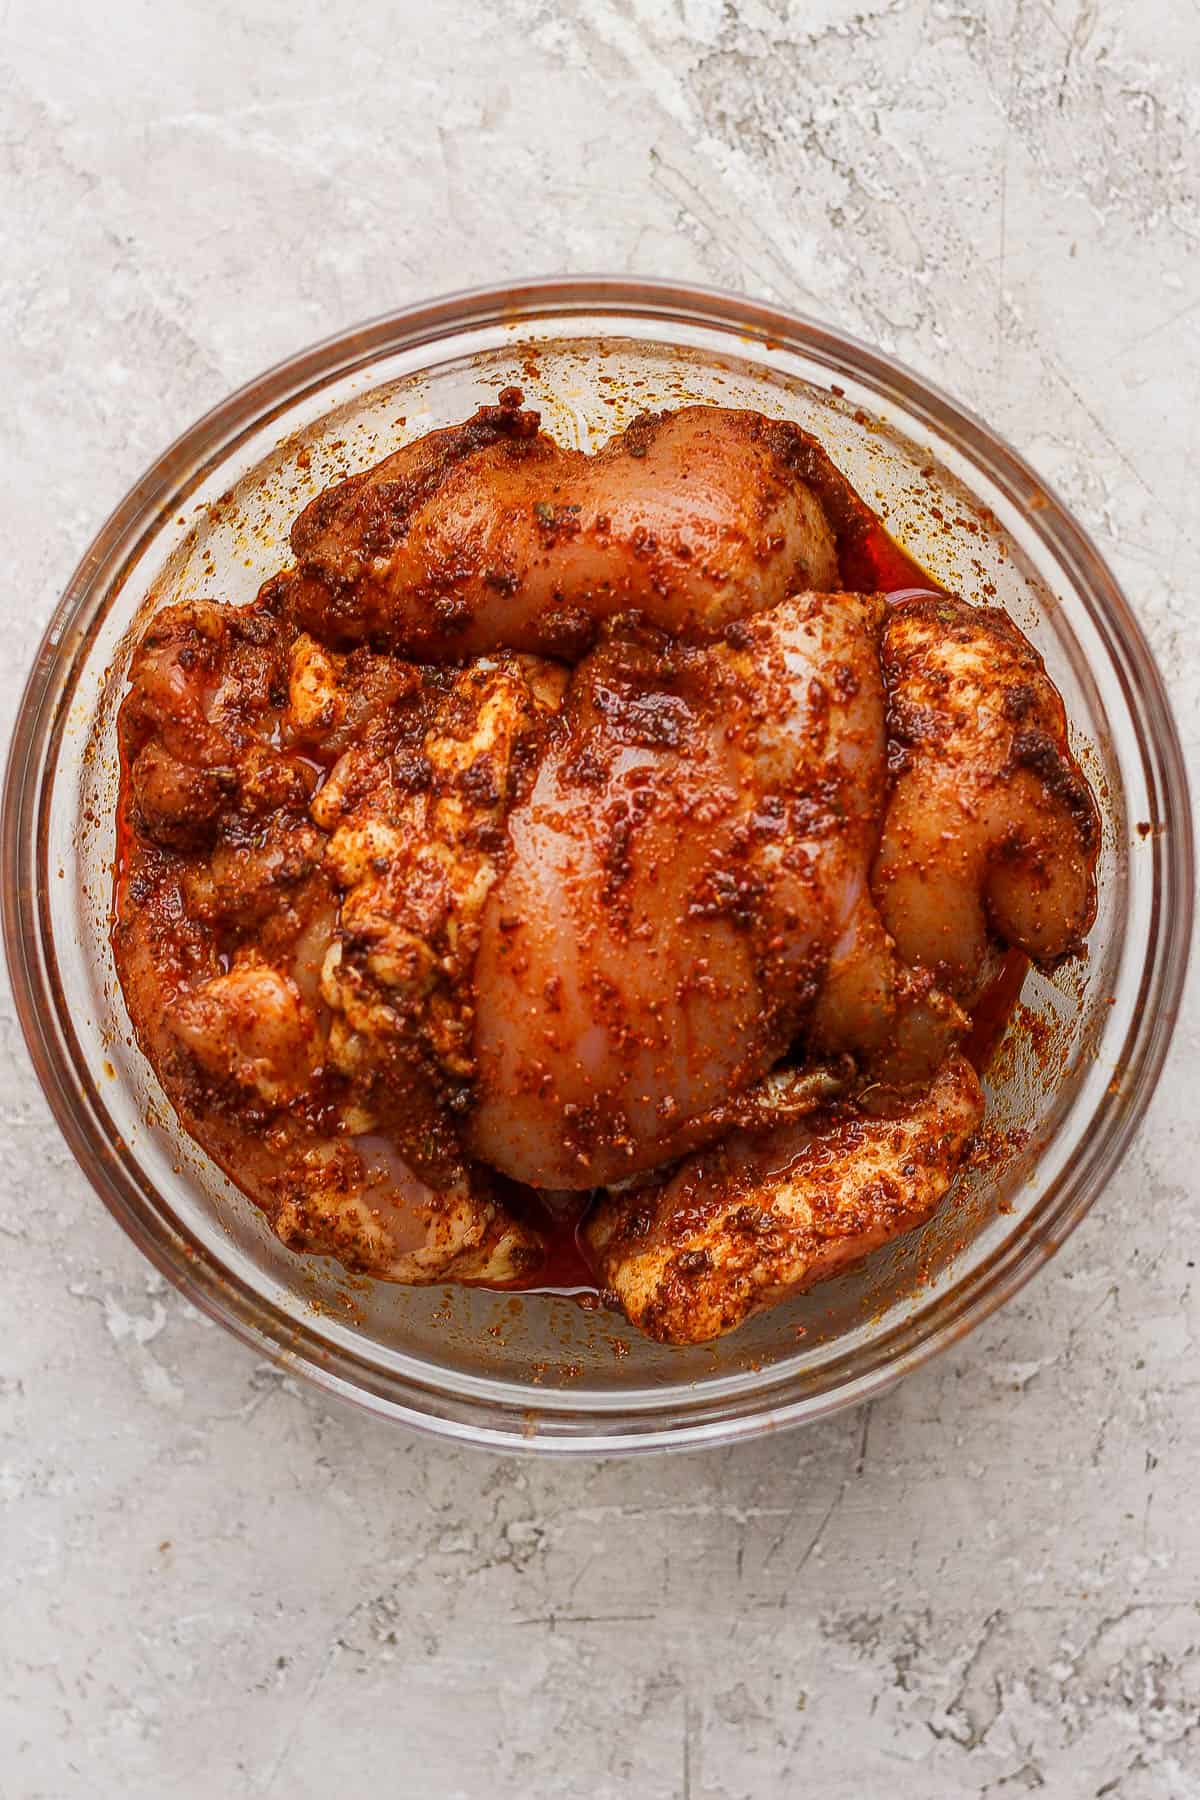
[112,400,1102,1341]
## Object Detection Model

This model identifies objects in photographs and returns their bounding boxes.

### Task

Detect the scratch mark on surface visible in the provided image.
[510,1612,656,1630]
[682,1687,694,1800]
[856,1400,874,1478]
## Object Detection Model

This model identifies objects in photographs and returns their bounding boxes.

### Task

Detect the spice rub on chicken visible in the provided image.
[112,397,1101,1342]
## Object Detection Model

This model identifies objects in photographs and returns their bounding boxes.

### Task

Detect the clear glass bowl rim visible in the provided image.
[2,275,1193,1455]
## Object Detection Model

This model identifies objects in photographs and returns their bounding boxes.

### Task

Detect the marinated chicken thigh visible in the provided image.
[468,591,888,1188]
[112,399,1102,1342]
[114,595,544,1286]
[290,396,840,658]
[873,596,1099,1001]
[585,1053,984,1344]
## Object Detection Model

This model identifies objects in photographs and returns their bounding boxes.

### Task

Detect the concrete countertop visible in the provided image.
[2,2,1197,1794]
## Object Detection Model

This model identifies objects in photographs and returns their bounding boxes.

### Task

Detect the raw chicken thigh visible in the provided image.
[289,396,839,657]
[468,591,886,1189]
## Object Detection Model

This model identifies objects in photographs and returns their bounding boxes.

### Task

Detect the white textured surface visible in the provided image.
[2,2,1198,1794]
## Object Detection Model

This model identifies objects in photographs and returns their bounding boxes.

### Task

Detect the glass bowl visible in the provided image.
[3,278,1192,1454]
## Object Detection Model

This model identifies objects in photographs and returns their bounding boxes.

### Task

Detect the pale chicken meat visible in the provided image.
[112,400,1102,1340]
[269,1137,536,1285]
